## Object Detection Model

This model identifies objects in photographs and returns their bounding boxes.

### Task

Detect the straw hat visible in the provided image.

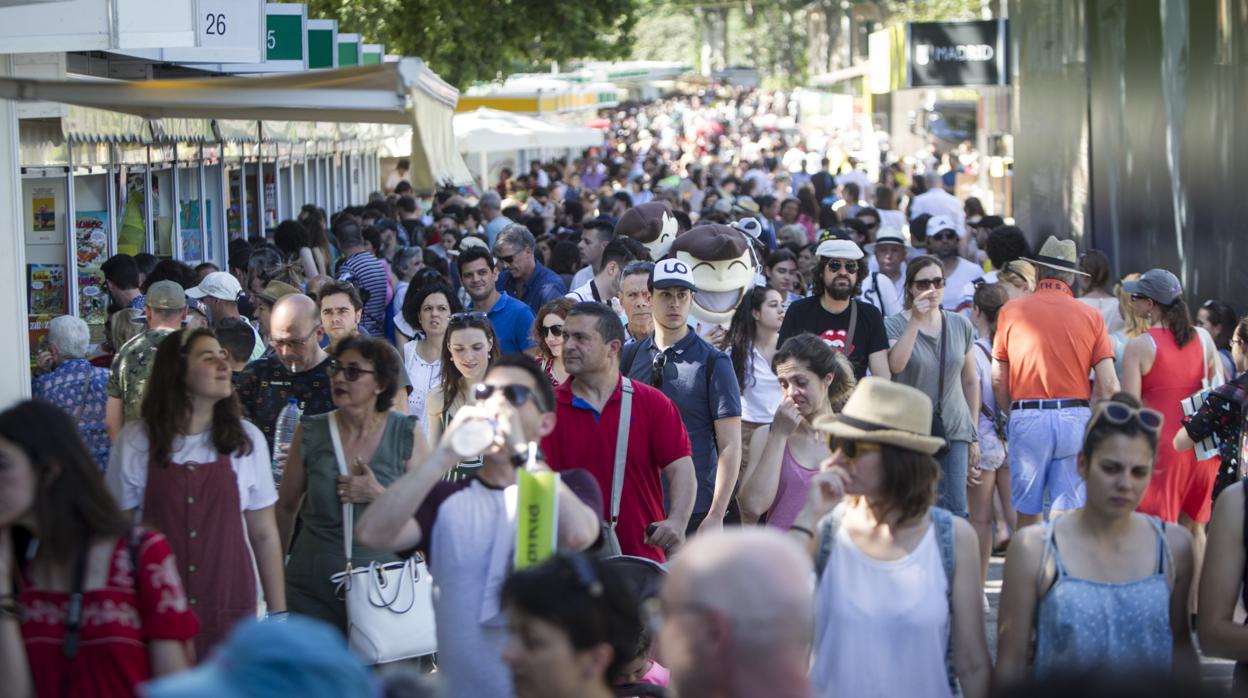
[1022,236,1090,276]
[812,377,946,455]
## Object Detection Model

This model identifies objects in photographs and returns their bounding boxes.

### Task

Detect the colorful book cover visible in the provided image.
[75,210,109,267]
[28,314,53,371]
[78,265,108,326]
[27,264,66,316]
[31,187,56,232]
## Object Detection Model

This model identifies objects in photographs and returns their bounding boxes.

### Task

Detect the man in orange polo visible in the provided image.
[992,236,1120,528]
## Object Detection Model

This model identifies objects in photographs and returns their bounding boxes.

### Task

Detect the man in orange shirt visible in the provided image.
[992,237,1120,528]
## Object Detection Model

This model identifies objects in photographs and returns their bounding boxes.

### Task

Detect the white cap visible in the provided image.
[731,217,762,240]
[650,258,697,290]
[926,215,961,239]
[187,271,243,302]
[815,238,864,261]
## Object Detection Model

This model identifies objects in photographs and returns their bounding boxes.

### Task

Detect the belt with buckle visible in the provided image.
[1010,399,1090,411]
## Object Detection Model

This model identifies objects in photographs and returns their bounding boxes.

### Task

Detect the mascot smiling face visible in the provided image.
[669,223,757,329]
[615,201,679,261]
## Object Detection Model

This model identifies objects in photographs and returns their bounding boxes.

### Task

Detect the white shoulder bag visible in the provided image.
[327,411,438,664]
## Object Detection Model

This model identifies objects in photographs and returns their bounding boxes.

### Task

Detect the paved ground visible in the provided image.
[983,555,1235,688]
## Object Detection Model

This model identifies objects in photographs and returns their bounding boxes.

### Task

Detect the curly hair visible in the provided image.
[333,335,403,412]
[773,333,857,413]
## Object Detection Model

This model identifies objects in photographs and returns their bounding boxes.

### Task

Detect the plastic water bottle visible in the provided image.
[272,398,302,485]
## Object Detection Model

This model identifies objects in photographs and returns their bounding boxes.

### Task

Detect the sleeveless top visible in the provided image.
[764,444,817,530]
[1138,328,1204,520]
[1032,516,1174,677]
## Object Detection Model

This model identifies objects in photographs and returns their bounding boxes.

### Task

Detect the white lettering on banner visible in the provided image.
[916,43,995,65]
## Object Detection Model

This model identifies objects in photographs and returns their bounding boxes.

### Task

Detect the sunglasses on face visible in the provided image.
[539,323,565,338]
[328,360,377,382]
[650,351,668,388]
[495,253,517,265]
[931,231,959,241]
[1087,402,1164,436]
[449,311,489,327]
[474,383,545,411]
[826,436,883,459]
[826,260,859,274]
[1130,293,1150,302]
[912,277,945,291]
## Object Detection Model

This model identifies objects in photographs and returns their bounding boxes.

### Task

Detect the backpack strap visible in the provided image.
[930,507,960,697]
[606,378,635,556]
[813,502,848,579]
[621,339,644,376]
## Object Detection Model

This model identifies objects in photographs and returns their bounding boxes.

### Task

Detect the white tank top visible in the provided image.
[811,523,953,698]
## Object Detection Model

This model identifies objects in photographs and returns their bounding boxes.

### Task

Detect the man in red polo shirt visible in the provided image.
[541,301,696,562]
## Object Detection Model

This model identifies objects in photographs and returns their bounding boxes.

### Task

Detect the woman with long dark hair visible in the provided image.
[1,401,196,698]
[533,298,575,387]
[997,393,1197,688]
[298,204,332,276]
[722,286,785,497]
[426,311,500,480]
[1198,299,1239,383]
[738,334,855,528]
[107,328,287,656]
[764,250,804,304]
[400,281,462,436]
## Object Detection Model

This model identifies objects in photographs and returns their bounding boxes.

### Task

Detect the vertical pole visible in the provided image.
[239,152,250,241]
[65,154,78,318]
[144,147,154,254]
[0,55,32,402]
[171,143,183,261]
[198,156,208,265]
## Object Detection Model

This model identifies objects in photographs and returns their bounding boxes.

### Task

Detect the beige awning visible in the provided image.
[0,59,473,188]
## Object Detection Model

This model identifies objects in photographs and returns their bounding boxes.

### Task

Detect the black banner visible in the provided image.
[908,19,1009,88]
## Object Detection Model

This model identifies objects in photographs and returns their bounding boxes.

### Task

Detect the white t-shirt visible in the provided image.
[569,265,593,292]
[107,420,278,513]
[736,346,783,423]
[403,342,442,437]
[908,189,966,235]
[942,258,984,311]
[858,272,903,318]
[878,209,908,231]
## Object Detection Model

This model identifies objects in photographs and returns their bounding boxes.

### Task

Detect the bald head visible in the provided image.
[661,529,814,698]
[269,294,325,370]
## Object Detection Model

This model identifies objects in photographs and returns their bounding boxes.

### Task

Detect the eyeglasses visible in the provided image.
[650,351,668,388]
[826,260,859,274]
[449,311,489,327]
[827,436,884,459]
[328,360,377,382]
[539,324,564,338]
[930,231,959,241]
[270,326,320,350]
[1086,402,1163,437]
[473,383,546,411]
[495,253,517,265]
[1130,293,1150,302]
[912,277,946,291]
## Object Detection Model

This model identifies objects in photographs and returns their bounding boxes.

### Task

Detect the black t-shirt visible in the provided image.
[777,296,888,379]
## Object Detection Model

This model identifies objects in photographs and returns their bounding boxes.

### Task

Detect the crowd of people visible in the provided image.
[3,88,1248,698]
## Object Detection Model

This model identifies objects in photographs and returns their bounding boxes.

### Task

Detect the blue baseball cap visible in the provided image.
[140,617,376,698]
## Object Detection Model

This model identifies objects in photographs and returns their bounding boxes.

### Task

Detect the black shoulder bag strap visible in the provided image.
[60,544,90,698]
[621,340,644,376]
[844,299,858,360]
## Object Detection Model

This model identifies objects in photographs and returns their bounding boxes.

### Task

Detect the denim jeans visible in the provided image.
[937,440,970,518]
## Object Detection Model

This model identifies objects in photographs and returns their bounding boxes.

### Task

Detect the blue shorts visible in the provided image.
[1007,406,1091,515]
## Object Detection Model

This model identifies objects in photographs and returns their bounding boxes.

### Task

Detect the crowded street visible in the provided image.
[0,1,1245,697]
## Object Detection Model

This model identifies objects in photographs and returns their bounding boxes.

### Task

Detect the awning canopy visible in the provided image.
[454,108,603,154]
[0,59,473,188]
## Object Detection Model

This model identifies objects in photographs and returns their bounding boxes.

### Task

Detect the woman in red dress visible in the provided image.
[0,400,197,698]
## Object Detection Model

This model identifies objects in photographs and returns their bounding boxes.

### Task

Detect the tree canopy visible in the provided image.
[309,0,640,88]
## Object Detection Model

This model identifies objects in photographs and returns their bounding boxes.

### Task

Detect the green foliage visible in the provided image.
[308,0,641,88]
[882,0,983,25]
[630,2,699,65]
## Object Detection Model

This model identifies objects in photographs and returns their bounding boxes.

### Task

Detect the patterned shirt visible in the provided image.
[33,358,110,471]
[1182,371,1248,499]
[106,328,175,424]
[127,295,146,311]
[337,251,389,337]
[235,354,336,454]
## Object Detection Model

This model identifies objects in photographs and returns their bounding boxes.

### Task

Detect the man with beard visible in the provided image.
[778,239,890,381]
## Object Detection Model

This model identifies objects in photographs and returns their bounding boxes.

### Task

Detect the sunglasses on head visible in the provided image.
[328,360,376,382]
[650,351,668,388]
[539,323,564,338]
[913,277,945,291]
[449,311,489,326]
[826,435,883,459]
[474,383,545,410]
[1087,402,1163,436]
[826,260,859,274]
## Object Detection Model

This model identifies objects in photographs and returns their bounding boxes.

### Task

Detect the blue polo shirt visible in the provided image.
[621,329,742,513]
[473,292,536,355]
[497,261,568,316]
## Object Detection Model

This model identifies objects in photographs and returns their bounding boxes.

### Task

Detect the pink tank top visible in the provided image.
[766,444,819,530]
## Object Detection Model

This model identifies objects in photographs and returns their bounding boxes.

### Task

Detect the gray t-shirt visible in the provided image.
[884,311,976,442]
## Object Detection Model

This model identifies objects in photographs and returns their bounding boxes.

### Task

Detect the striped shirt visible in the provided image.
[337,251,389,337]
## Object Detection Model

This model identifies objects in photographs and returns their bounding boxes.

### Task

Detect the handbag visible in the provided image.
[326,411,438,664]
[930,311,950,459]
[1182,328,1224,461]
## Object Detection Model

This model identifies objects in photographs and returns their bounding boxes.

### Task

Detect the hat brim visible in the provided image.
[185,287,209,299]
[811,415,946,456]
[864,240,911,254]
[653,280,696,291]
[1020,256,1090,276]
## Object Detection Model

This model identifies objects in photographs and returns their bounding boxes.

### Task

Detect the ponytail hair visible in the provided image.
[1161,297,1195,348]
[972,283,1010,338]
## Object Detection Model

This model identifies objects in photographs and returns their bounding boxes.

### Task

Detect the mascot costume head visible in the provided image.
[615,201,679,261]
[669,221,763,332]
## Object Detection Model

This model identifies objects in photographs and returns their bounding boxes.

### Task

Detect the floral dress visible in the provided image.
[1182,372,1248,501]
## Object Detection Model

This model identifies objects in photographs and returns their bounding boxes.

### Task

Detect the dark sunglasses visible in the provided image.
[650,351,668,388]
[930,231,959,241]
[1130,293,1151,302]
[495,253,517,265]
[1087,402,1163,436]
[539,324,564,338]
[826,260,859,274]
[913,277,946,291]
[826,436,883,459]
[449,311,489,326]
[328,361,377,382]
[474,383,544,410]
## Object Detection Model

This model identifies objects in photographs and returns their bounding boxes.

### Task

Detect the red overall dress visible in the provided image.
[143,450,256,658]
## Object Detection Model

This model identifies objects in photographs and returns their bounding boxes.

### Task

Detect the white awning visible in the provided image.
[0,59,472,188]
[454,107,604,154]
